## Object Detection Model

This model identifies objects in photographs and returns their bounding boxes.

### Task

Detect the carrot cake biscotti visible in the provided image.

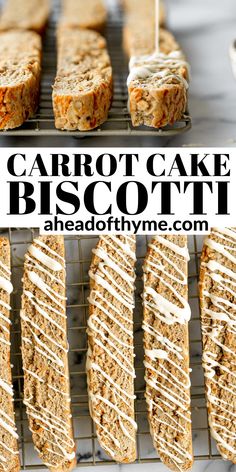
[60,0,107,32]
[0,31,42,130]
[200,228,236,463]
[21,236,76,471]
[87,235,137,463]
[0,0,50,34]
[143,236,193,472]
[123,0,189,128]
[0,238,20,472]
[53,28,113,131]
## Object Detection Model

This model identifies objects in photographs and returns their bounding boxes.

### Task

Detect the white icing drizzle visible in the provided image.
[87,235,137,458]
[0,252,19,470]
[22,238,75,468]
[127,50,189,90]
[143,236,192,471]
[201,228,236,457]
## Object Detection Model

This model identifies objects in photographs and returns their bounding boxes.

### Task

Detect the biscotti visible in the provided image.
[21,236,76,471]
[87,235,137,463]
[127,48,189,128]
[60,0,107,32]
[200,228,236,463]
[53,28,112,131]
[122,0,165,29]
[0,0,50,34]
[0,31,41,130]
[0,238,20,472]
[143,236,193,472]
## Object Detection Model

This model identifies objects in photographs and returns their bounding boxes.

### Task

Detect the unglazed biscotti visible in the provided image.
[87,235,137,463]
[0,31,41,130]
[0,238,20,472]
[53,28,113,131]
[122,0,165,29]
[0,0,50,34]
[143,236,193,472]
[21,236,76,471]
[200,228,236,463]
[60,0,107,32]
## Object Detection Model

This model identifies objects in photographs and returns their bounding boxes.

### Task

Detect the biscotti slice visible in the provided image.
[122,0,165,28]
[60,0,107,32]
[87,235,137,463]
[127,48,189,128]
[143,236,193,472]
[200,228,236,463]
[53,28,113,131]
[21,236,76,471]
[0,238,20,472]
[0,30,41,130]
[0,0,50,34]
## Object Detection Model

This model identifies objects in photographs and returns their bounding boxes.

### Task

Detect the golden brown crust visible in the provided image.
[21,236,76,472]
[53,28,113,131]
[87,236,137,463]
[199,228,236,463]
[0,31,42,130]
[143,236,193,472]
[60,0,107,32]
[0,237,20,472]
[0,0,50,34]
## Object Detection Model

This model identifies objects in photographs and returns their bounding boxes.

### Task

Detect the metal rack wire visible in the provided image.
[0,1,191,138]
[0,229,220,470]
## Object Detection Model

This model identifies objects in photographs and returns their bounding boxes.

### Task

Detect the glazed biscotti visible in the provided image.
[200,228,236,463]
[60,0,107,32]
[21,236,76,471]
[143,236,193,472]
[87,235,137,463]
[0,31,41,130]
[0,238,20,472]
[127,48,189,128]
[124,1,189,128]
[0,0,50,34]
[53,28,113,131]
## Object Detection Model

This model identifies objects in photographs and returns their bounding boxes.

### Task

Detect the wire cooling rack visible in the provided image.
[0,229,221,470]
[0,0,192,138]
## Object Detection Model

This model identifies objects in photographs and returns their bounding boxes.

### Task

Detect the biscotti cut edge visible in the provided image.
[0,0,50,35]
[53,28,113,131]
[143,235,193,472]
[0,237,20,472]
[199,228,236,464]
[87,235,137,463]
[0,30,42,130]
[21,235,76,471]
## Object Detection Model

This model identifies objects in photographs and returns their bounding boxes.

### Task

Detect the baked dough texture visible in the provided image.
[200,228,236,463]
[0,238,20,472]
[143,235,193,472]
[21,236,76,472]
[53,28,113,131]
[0,31,42,130]
[87,235,137,463]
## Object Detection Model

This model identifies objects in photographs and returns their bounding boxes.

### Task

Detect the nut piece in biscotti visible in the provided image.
[127,49,189,128]
[53,28,113,131]
[21,236,76,472]
[87,235,137,463]
[199,228,236,464]
[0,0,50,34]
[0,31,42,130]
[0,238,20,472]
[60,0,107,32]
[143,235,193,472]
